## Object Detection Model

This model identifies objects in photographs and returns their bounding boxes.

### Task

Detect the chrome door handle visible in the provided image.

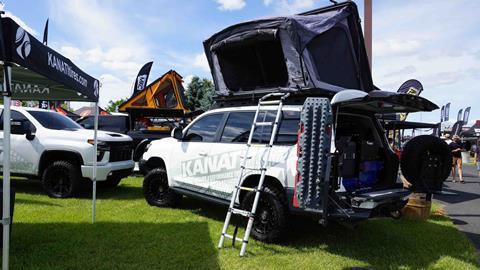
[199,152,208,157]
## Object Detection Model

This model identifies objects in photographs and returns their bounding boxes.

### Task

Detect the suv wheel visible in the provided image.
[97,176,122,188]
[240,186,288,243]
[42,161,81,198]
[143,168,181,207]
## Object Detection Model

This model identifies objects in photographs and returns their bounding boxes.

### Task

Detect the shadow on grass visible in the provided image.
[11,221,219,270]
[9,177,145,201]
[176,196,479,269]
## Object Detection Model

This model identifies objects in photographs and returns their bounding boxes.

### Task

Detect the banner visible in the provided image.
[397,79,423,121]
[0,17,99,101]
[445,103,450,121]
[39,100,49,109]
[463,106,471,123]
[43,19,49,45]
[133,61,153,94]
[440,105,445,122]
[457,109,463,122]
[451,120,463,136]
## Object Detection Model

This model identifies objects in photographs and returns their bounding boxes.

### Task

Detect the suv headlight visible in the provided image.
[87,139,109,151]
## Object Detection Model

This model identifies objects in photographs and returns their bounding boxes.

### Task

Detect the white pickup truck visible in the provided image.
[0,106,135,198]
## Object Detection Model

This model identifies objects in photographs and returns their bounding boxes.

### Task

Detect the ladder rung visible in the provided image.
[223,233,242,242]
[236,186,258,192]
[230,208,253,217]
[241,166,266,171]
[255,121,274,127]
[259,100,281,105]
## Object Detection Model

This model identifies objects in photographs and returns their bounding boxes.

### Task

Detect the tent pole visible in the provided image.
[92,102,99,224]
[2,65,12,270]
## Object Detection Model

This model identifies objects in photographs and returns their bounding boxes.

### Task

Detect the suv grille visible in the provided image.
[108,142,133,162]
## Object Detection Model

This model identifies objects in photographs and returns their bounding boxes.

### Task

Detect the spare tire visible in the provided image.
[133,139,150,162]
[401,135,452,192]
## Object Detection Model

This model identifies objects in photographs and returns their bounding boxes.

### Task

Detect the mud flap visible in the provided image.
[293,98,333,211]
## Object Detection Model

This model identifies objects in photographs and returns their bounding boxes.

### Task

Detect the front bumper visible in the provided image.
[81,160,135,181]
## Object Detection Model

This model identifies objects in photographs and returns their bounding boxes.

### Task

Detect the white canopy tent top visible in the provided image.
[0,13,100,270]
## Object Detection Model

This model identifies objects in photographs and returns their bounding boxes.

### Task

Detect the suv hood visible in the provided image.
[204,1,373,98]
[331,90,438,113]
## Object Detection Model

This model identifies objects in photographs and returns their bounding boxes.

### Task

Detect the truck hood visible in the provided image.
[42,129,132,142]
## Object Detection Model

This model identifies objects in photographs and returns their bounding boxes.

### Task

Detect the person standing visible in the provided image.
[450,135,464,183]
[475,140,480,177]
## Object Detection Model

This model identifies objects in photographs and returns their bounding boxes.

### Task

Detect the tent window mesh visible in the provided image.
[307,27,360,89]
[216,38,288,92]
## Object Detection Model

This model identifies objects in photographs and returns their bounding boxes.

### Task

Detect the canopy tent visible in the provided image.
[0,15,100,269]
[204,1,374,102]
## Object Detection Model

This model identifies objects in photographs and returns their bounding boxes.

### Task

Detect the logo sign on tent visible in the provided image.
[1,18,99,102]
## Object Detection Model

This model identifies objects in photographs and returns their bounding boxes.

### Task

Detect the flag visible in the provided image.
[445,103,450,121]
[463,107,471,123]
[133,61,153,94]
[397,79,423,121]
[43,19,49,45]
[457,109,463,122]
[440,105,445,122]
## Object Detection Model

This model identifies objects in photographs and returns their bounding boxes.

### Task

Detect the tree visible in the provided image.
[106,98,127,113]
[184,76,215,111]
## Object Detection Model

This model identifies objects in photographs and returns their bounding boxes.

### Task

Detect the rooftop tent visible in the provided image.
[118,70,189,113]
[204,1,374,100]
[0,15,99,269]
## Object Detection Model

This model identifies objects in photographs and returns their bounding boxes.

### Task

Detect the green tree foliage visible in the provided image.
[184,76,215,111]
[106,98,127,113]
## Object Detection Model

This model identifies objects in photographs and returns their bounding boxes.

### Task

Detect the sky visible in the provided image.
[3,0,480,125]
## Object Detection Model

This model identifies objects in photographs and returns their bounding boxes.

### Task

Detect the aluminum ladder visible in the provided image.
[218,92,290,257]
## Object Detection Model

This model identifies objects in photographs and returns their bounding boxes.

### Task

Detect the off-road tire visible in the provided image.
[97,176,122,188]
[42,160,82,198]
[401,135,452,192]
[240,185,288,243]
[143,168,181,207]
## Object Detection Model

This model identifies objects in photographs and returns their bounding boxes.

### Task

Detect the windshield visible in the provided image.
[29,110,83,130]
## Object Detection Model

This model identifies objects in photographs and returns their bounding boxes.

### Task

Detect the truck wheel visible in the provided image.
[97,176,122,189]
[240,186,288,243]
[143,168,181,207]
[42,161,81,198]
[401,135,452,192]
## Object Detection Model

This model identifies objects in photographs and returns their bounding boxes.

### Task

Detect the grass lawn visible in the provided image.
[7,176,480,270]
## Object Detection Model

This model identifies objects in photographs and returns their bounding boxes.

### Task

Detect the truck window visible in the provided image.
[219,111,300,144]
[28,111,83,130]
[184,113,224,142]
[220,112,255,143]
[0,110,34,130]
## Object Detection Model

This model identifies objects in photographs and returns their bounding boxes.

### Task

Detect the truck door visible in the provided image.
[0,110,41,175]
[170,112,226,192]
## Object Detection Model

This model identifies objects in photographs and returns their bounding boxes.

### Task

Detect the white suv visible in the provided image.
[141,91,451,242]
[0,106,135,198]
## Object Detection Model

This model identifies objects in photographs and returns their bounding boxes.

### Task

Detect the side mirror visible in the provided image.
[171,127,183,140]
[11,120,36,140]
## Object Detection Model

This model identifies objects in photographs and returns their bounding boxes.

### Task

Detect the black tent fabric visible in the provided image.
[0,17,99,102]
[204,1,373,99]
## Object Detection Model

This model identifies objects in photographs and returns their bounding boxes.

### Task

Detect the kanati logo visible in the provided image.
[15,27,31,60]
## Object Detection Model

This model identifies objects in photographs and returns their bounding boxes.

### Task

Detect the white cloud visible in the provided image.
[5,11,38,36]
[59,46,82,61]
[267,0,316,14]
[374,39,422,57]
[263,0,274,6]
[182,75,194,88]
[215,0,246,11]
[193,53,210,72]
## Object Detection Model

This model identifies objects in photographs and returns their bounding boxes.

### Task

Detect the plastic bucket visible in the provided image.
[461,151,471,164]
